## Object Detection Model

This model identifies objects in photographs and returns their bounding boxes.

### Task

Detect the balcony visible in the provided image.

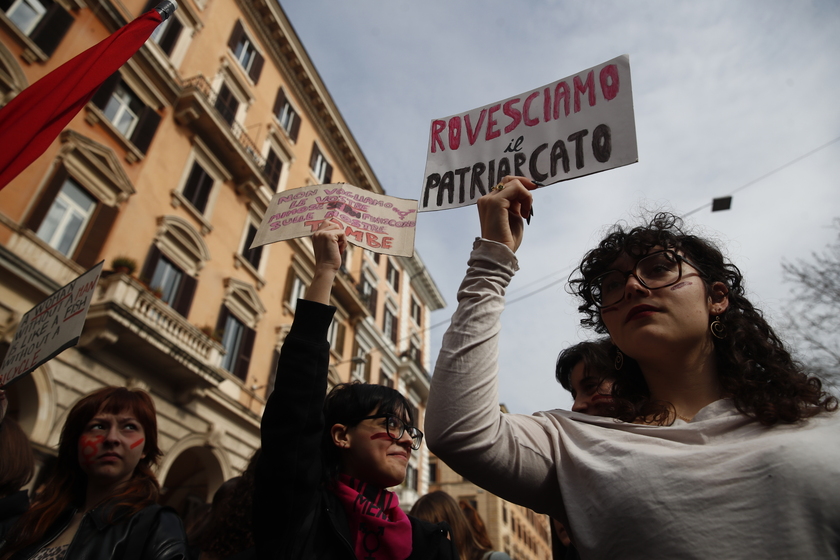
[174,75,272,210]
[397,351,430,403]
[80,272,226,394]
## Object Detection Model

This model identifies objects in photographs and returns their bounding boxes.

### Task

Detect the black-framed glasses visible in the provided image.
[358,413,424,450]
[586,250,700,308]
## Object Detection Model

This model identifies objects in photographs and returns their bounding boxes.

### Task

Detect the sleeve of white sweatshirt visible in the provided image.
[425,238,564,516]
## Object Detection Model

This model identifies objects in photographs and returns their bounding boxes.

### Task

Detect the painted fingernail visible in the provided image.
[526,207,534,225]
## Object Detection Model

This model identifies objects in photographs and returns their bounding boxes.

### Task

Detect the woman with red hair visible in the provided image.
[0,387,187,560]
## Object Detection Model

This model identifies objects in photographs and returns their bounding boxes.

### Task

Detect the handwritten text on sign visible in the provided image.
[420,55,637,211]
[0,261,104,387]
[251,184,418,257]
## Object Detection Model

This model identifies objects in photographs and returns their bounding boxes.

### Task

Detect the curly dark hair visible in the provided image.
[568,212,837,425]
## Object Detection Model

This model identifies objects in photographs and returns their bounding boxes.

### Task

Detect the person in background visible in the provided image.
[410,492,510,560]
[456,501,510,560]
[426,177,839,559]
[0,386,188,560]
[254,221,456,560]
[555,338,617,417]
[0,390,34,541]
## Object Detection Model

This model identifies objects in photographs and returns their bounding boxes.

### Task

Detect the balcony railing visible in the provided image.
[82,272,226,390]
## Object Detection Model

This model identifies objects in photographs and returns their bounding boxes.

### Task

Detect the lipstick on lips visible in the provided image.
[625,304,659,323]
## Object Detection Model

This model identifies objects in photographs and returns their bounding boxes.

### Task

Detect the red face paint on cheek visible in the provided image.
[369,432,392,441]
[80,435,104,465]
[670,281,692,290]
[130,437,145,450]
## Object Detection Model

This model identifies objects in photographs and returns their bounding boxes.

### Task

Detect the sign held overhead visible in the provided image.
[420,55,638,211]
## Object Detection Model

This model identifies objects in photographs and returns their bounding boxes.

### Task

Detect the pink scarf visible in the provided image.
[332,475,413,560]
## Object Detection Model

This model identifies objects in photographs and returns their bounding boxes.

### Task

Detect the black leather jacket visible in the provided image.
[3,502,187,560]
[254,300,457,560]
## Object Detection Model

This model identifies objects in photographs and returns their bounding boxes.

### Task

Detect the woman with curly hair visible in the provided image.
[0,387,187,560]
[425,176,840,559]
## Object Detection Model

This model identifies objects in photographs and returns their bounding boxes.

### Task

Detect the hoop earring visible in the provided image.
[614,349,624,371]
[710,316,726,339]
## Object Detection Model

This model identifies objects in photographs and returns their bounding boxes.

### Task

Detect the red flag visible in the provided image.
[0,2,176,190]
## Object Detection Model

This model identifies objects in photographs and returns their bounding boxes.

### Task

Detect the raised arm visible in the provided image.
[254,221,345,557]
[426,178,563,514]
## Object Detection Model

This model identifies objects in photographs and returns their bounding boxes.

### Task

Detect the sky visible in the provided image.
[278,0,840,414]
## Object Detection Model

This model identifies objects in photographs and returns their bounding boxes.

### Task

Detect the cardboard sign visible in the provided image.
[420,55,638,211]
[251,184,418,257]
[0,261,104,387]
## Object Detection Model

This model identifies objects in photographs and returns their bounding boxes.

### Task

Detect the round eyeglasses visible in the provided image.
[586,250,700,308]
[358,413,424,450]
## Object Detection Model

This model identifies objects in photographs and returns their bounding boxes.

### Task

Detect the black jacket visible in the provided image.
[0,491,29,542]
[3,502,187,560]
[254,299,456,560]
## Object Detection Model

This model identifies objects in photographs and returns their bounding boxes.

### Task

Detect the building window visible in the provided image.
[428,458,437,483]
[327,318,346,356]
[181,161,214,213]
[140,245,197,317]
[410,297,422,326]
[91,74,161,154]
[214,83,239,126]
[285,274,306,312]
[379,369,393,388]
[2,0,73,56]
[6,0,45,34]
[309,143,332,184]
[263,148,283,191]
[351,339,371,382]
[217,307,255,380]
[227,20,264,83]
[386,260,400,292]
[405,464,418,491]
[408,338,422,366]
[383,306,398,345]
[272,88,300,142]
[35,177,95,257]
[358,274,378,317]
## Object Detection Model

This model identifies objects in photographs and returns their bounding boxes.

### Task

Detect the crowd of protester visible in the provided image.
[1,180,838,559]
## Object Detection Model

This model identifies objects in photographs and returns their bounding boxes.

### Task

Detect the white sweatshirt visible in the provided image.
[426,239,840,560]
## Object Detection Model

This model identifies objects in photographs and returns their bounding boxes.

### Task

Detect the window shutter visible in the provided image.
[173,274,197,318]
[131,106,161,154]
[91,73,121,110]
[74,203,118,269]
[334,322,345,356]
[30,3,74,57]
[323,162,333,184]
[309,144,319,170]
[272,88,286,118]
[157,17,183,55]
[140,245,162,284]
[183,163,213,213]
[228,20,244,52]
[394,269,400,292]
[283,271,295,306]
[248,51,264,83]
[233,325,255,380]
[289,113,301,142]
[368,288,378,318]
[390,312,398,343]
[26,168,68,232]
[215,305,229,335]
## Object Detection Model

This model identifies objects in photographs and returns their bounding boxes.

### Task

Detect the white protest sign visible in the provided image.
[251,184,418,257]
[420,54,637,211]
[0,261,104,387]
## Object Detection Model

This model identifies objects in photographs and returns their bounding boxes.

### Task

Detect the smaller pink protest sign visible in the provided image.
[0,261,103,387]
[251,184,418,257]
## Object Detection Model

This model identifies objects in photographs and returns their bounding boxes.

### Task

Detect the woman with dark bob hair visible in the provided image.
[0,387,187,560]
[425,177,840,559]
[254,221,456,560]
